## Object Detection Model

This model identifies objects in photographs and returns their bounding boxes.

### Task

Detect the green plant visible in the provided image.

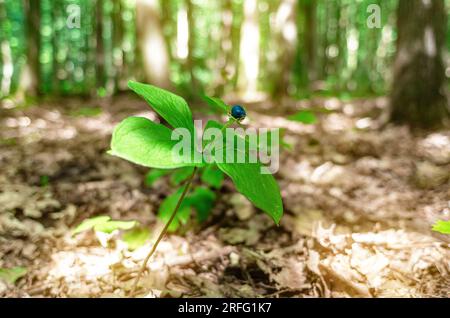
[0,267,27,285]
[288,110,317,124]
[72,216,137,235]
[432,220,450,235]
[72,216,150,250]
[146,166,222,231]
[108,80,283,295]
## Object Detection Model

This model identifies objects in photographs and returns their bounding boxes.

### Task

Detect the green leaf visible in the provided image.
[288,110,317,124]
[217,162,283,224]
[73,216,137,235]
[201,165,224,189]
[158,189,192,232]
[72,216,111,235]
[202,95,228,114]
[128,81,194,134]
[185,187,216,222]
[432,220,450,234]
[204,121,283,224]
[145,169,171,187]
[109,116,201,169]
[94,220,137,234]
[122,228,151,250]
[171,167,195,185]
[0,267,27,284]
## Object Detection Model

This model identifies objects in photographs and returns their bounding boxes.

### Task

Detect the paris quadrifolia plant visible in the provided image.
[108,80,284,296]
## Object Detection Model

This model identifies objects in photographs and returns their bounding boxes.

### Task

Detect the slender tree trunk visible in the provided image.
[51,0,60,94]
[185,0,197,92]
[237,0,260,96]
[113,0,124,91]
[390,0,449,128]
[301,0,317,84]
[214,0,233,96]
[22,0,41,95]
[231,0,243,90]
[272,0,297,99]
[96,0,105,89]
[136,0,171,89]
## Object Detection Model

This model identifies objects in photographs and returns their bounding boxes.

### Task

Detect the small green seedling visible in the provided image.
[72,216,150,250]
[109,81,284,295]
[0,267,27,285]
[432,220,450,235]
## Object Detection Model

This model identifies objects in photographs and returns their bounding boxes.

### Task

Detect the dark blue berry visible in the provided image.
[230,105,246,120]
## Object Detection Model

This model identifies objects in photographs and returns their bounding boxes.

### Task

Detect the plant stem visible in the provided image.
[130,118,236,296]
[130,166,198,296]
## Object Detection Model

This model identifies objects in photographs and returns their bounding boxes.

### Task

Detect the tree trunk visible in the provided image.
[135,0,171,89]
[301,0,317,84]
[271,0,297,99]
[95,0,105,89]
[22,0,41,95]
[390,0,449,128]
[237,0,260,96]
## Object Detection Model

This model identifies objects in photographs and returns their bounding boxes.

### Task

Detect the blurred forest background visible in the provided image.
[0,0,448,126]
[0,0,450,298]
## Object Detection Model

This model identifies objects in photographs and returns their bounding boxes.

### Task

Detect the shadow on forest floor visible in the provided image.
[0,95,449,297]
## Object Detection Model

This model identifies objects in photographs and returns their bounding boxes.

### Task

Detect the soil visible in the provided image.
[0,95,449,298]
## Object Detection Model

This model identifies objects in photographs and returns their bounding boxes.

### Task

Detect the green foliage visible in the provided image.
[110,82,284,228]
[122,228,151,250]
[203,120,283,224]
[288,110,317,124]
[202,95,229,114]
[171,167,195,185]
[94,220,137,234]
[201,165,225,189]
[39,175,50,187]
[72,216,136,235]
[109,116,202,169]
[432,220,450,235]
[185,187,216,222]
[128,81,195,134]
[0,267,27,284]
[72,216,111,235]
[144,169,171,187]
[158,189,192,232]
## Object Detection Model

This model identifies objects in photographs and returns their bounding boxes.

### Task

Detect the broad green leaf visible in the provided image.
[72,216,111,235]
[159,189,192,232]
[217,162,283,224]
[145,169,171,187]
[288,110,317,124]
[201,165,224,189]
[204,121,283,224]
[202,95,228,114]
[109,116,202,169]
[122,228,151,250]
[128,81,194,134]
[432,220,450,234]
[171,167,195,185]
[94,220,137,234]
[0,267,27,284]
[185,187,216,222]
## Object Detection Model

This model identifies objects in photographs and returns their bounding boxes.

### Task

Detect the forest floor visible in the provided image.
[0,94,449,298]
